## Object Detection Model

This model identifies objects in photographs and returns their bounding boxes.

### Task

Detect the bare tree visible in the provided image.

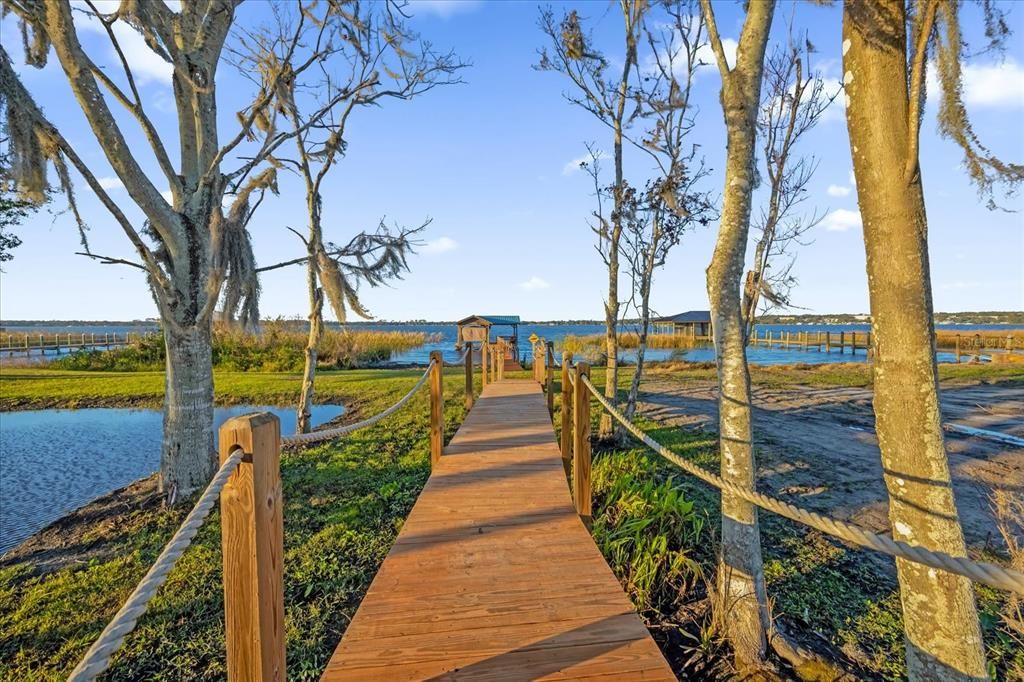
[743,38,835,337]
[537,2,647,440]
[697,0,776,669]
[0,1,457,502]
[843,0,1022,677]
[227,4,463,433]
[621,6,715,421]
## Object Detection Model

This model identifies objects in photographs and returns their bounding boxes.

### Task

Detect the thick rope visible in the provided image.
[579,375,1024,594]
[68,449,245,681]
[282,360,435,446]
[442,346,471,368]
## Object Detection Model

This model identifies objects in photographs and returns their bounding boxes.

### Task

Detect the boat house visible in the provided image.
[654,310,712,338]
[456,314,521,354]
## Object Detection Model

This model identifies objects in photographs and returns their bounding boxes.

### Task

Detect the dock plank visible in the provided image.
[322,379,674,681]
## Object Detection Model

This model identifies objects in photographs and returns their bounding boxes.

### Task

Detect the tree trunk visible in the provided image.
[600,121,624,441]
[703,0,775,668]
[297,246,323,434]
[624,288,649,422]
[843,3,986,678]
[161,323,216,501]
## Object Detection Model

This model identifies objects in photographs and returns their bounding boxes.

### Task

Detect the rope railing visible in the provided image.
[68,448,246,681]
[70,357,452,680]
[442,345,471,367]
[576,373,1024,595]
[282,360,436,446]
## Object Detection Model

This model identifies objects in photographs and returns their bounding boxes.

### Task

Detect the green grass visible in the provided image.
[0,369,475,681]
[551,369,1022,680]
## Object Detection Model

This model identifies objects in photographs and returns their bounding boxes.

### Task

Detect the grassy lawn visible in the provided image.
[2,362,1021,679]
[0,368,475,681]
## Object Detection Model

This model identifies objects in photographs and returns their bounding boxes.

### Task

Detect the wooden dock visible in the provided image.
[323,379,673,680]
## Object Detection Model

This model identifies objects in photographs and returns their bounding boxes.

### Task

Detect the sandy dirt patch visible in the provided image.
[636,378,1024,550]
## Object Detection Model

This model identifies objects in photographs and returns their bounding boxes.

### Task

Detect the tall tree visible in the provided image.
[228,3,462,433]
[0,1,455,502]
[697,0,776,669]
[537,2,647,440]
[743,38,834,337]
[621,6,715,421]
[843,0,1022,677]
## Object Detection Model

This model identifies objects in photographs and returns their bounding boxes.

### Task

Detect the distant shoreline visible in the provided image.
[3,311,1023,328]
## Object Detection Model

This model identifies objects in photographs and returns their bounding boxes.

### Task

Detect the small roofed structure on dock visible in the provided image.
[654,310,712,338]
[456,314,521,355]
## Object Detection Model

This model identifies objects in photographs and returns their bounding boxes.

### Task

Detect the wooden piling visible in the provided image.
[464,343,474,411]
[430,351,444,466]
[572,362,592,525]
[481,342,488,388]
[545,342,555,416]
[956,334,961,363]
[560,352,573,478]
[219,413,286,682]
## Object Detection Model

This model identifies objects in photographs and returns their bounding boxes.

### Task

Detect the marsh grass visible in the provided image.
[48,322,435,372]
[935,329,1022,351]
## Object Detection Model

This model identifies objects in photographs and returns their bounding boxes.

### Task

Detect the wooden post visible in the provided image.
[464,343,474,410]
[545,342,555,415]
[955,334,961,363]
[481,341,488,388]
[851,331,857,355]
[826,331,831,353]
[572,362,592,525]
[839,331,845,354]
[219,413,286,682]
[560,352,573,478]
[497,347,505,381]
[430,351,444,466]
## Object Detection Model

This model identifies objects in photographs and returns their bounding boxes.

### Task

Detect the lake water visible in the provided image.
[2,321,1017,366]
[0,404,343,555]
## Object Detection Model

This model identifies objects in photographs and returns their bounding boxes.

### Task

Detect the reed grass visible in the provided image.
[47,322,436,372]
[934,329,1022,351]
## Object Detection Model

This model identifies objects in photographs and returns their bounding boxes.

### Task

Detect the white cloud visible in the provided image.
[562,150,603,176]
[519,276,550,291]
[961,59,1024,107]
[926,58,1024,108]
[76,9,173,85]
[409,0,481,18]
[821,208,862,232]
[826,184,851,198]
[97,176,124,190]
[421,236,457,255]
[849,170,857,187]
[695,38,737,71]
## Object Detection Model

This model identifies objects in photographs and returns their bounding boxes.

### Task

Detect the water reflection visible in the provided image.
[0,404,343,554]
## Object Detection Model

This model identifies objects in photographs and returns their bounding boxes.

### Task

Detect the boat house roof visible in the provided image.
[456,315,521,326]
[654,310,711,324]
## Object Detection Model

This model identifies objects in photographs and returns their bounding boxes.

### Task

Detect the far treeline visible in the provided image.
[3,310,1022,328]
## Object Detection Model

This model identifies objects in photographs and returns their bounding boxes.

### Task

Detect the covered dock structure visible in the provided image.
[653,310,712,338]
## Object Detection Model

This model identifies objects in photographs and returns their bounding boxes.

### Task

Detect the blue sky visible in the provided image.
[1,0,1022,322]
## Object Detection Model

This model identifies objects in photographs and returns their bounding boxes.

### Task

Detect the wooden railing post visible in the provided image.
[219,413,286,682]
[464,343,474,410]
[572,362,592,525]
[481,341,488,388]
[560,352,573,478]
[545,342,555,415]
[430,351,444,466]
[497,347,505,381]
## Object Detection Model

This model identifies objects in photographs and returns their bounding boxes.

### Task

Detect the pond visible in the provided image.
[0,404,344,555]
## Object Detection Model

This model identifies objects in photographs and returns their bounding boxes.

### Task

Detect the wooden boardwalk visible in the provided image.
[323,379,674,680]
